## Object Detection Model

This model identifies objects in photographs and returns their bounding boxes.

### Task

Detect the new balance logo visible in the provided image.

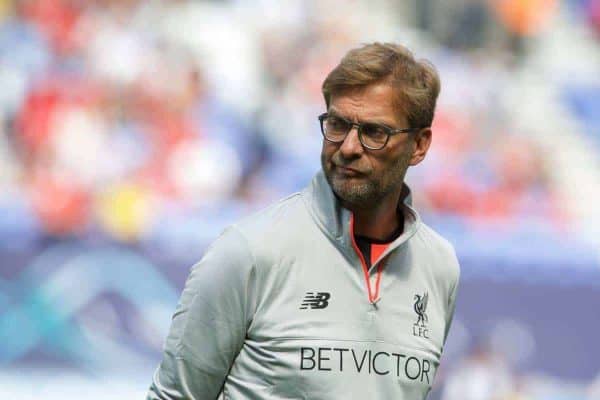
[299,292,331,310]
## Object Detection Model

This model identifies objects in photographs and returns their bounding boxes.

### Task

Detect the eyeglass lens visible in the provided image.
[323,116,388,149]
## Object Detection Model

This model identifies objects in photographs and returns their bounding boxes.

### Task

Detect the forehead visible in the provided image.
[328,82,403,125]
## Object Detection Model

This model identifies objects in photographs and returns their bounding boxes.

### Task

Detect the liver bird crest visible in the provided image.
[413,292,429,327]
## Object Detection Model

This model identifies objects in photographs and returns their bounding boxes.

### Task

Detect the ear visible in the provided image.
[409,128,432,166]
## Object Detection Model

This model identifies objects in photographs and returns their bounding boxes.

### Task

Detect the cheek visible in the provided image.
[388,140,414,165]
[368,153,388,171]
[374,148,412,179]
[321,142,336,162]
[390,150,413,179]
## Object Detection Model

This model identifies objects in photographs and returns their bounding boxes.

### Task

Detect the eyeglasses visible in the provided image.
[318,112,422,150]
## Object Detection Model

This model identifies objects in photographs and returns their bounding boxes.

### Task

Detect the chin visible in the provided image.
[331,180,376,208]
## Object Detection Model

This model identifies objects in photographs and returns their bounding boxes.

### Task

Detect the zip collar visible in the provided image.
[301,170,421,303]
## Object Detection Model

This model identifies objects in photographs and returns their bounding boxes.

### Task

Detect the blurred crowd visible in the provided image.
[1,2,600,399]
[0,0,597,244]
[439,342,600,400]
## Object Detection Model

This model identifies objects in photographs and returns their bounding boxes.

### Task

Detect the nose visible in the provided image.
[338,125,364,158]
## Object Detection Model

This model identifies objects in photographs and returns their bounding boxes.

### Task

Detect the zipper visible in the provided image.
[349,214,383,305]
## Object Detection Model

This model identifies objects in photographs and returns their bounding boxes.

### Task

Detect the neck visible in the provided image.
[343,189,404,241]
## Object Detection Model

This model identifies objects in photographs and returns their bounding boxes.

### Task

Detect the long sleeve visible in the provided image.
[443,252,460,346]
[147,226,257,399]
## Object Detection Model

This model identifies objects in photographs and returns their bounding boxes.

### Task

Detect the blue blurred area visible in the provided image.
[1,232,599,398]
[565,85,600,147]
[0,0,599,399]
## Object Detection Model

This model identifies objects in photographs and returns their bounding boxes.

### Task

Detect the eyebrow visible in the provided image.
[328,108,397,128]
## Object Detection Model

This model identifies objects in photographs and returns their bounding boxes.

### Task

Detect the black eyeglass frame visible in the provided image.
[318,112,423,150]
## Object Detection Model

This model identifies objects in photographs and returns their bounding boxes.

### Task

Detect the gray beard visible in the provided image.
[321,145,413,211]
[325,173,385,210]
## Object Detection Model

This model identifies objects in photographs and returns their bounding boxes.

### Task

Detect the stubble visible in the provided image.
[321,148,412,210]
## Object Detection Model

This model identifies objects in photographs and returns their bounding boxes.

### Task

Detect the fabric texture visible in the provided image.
[147,170,460,400]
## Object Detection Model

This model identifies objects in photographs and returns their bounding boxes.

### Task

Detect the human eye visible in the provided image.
[326,116,349,132]
[361,123,388,140]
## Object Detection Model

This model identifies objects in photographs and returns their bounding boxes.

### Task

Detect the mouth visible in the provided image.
[333,164,364,177]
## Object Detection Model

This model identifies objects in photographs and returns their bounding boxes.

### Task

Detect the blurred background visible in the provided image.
[0,0,599,398]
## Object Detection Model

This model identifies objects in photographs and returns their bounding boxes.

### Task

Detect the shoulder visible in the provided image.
[190,224,256,278]
[222,192,313,266]
[414,222,457,258]
[234,192,306,235]
[413,221,461,285]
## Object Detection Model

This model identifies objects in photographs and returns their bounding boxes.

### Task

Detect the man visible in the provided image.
[148,42,460,400]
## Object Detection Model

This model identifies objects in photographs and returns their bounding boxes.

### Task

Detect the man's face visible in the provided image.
[321,82,429,209]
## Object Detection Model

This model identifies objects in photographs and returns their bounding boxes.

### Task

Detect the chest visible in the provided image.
[247,240,448,362]
[227,241,448,398]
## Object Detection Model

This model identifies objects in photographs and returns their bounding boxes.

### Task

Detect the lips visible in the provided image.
[334,164,363,176]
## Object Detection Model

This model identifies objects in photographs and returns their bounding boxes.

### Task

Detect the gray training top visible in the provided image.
[148,170,460,399]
